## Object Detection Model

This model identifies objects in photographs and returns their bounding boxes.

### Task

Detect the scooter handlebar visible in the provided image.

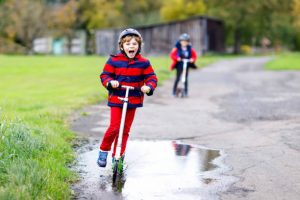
[119,84,141,91]
[107,81,141,91]
[181,58,190,63]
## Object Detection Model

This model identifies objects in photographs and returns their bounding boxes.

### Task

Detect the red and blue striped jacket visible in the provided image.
[100,53,158,108]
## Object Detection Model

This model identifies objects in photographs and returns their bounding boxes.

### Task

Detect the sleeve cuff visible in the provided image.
[146,84,154,96]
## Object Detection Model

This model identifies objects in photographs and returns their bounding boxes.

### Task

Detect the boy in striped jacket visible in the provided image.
[97,28,158,167]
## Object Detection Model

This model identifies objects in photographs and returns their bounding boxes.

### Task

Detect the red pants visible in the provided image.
[100,107,136,156]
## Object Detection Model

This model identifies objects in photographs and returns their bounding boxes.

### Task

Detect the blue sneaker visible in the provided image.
[97,151,108,167]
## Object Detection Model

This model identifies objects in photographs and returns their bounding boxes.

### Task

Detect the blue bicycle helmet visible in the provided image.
[179,33,190,41]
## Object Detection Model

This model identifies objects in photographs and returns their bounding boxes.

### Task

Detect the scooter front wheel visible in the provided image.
[112,159,124,185]
[112,160,118,184]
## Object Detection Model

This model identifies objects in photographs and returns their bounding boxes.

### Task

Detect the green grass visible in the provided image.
[0,55,106,199]
[0,54,221,199]
[265,52,300,70]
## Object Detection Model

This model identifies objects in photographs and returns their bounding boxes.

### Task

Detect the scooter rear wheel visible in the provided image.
[180,90,185,98]
[176,88,185,98]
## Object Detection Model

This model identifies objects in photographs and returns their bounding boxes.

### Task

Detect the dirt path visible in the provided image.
[71,57,300,200]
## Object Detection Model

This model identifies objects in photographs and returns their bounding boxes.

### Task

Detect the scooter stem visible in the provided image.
[115,86,133,160]
[181,59,189,83]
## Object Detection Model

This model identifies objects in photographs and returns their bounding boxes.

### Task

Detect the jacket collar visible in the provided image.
[114,52,141,61]
[175,40,192,50]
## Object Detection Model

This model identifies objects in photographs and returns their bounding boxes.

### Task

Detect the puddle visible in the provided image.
[72,140,237,200]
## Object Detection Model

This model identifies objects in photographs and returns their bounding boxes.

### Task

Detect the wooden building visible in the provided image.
[95,16,224,56]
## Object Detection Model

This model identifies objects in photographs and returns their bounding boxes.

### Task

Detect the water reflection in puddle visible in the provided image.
[73,140,236,200]
[172,141,220,171]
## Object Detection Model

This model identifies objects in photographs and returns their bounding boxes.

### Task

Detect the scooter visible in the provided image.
[175,58,189,98]
[112,85,135,185]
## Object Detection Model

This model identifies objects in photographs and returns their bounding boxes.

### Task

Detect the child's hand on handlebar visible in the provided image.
[189,58,194,63]
[109,80,119,88]
[141,85,151,94]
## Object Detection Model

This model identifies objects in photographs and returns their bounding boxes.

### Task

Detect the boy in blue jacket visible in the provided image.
[170,33,197,97]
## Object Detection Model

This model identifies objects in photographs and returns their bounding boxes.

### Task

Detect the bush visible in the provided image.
[240,45,252,55]
[295,33,300,51]
[0,38,26,54]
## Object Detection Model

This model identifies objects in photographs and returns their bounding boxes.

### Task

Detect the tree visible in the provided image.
[160,0,206,22]
[292,0,300,29]
[49,0,79,53]
[78,0,124,31]
[292,0,300,50]
[207,0,260,54]
[78,0,125,54]
[0,2,12,38]
[207,0,295,53]
[256,0,294,50]
[122,0,162,26]
[0,0,49,53]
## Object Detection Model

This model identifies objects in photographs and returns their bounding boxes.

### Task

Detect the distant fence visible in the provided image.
[32,31,86,55]
[95,16,224,56]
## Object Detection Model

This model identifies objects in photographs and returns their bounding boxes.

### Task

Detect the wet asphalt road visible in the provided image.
[72,141,236,200]
[71,57,300,200]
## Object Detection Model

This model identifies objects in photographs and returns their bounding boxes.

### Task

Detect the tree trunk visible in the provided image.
[233,28,241,54]
[66,32,74,54]
[86,31,95,54]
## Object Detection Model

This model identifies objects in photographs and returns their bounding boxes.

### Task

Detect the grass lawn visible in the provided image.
[0,55,107,199]
[0,54,223,199]
[265,52,300,70]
